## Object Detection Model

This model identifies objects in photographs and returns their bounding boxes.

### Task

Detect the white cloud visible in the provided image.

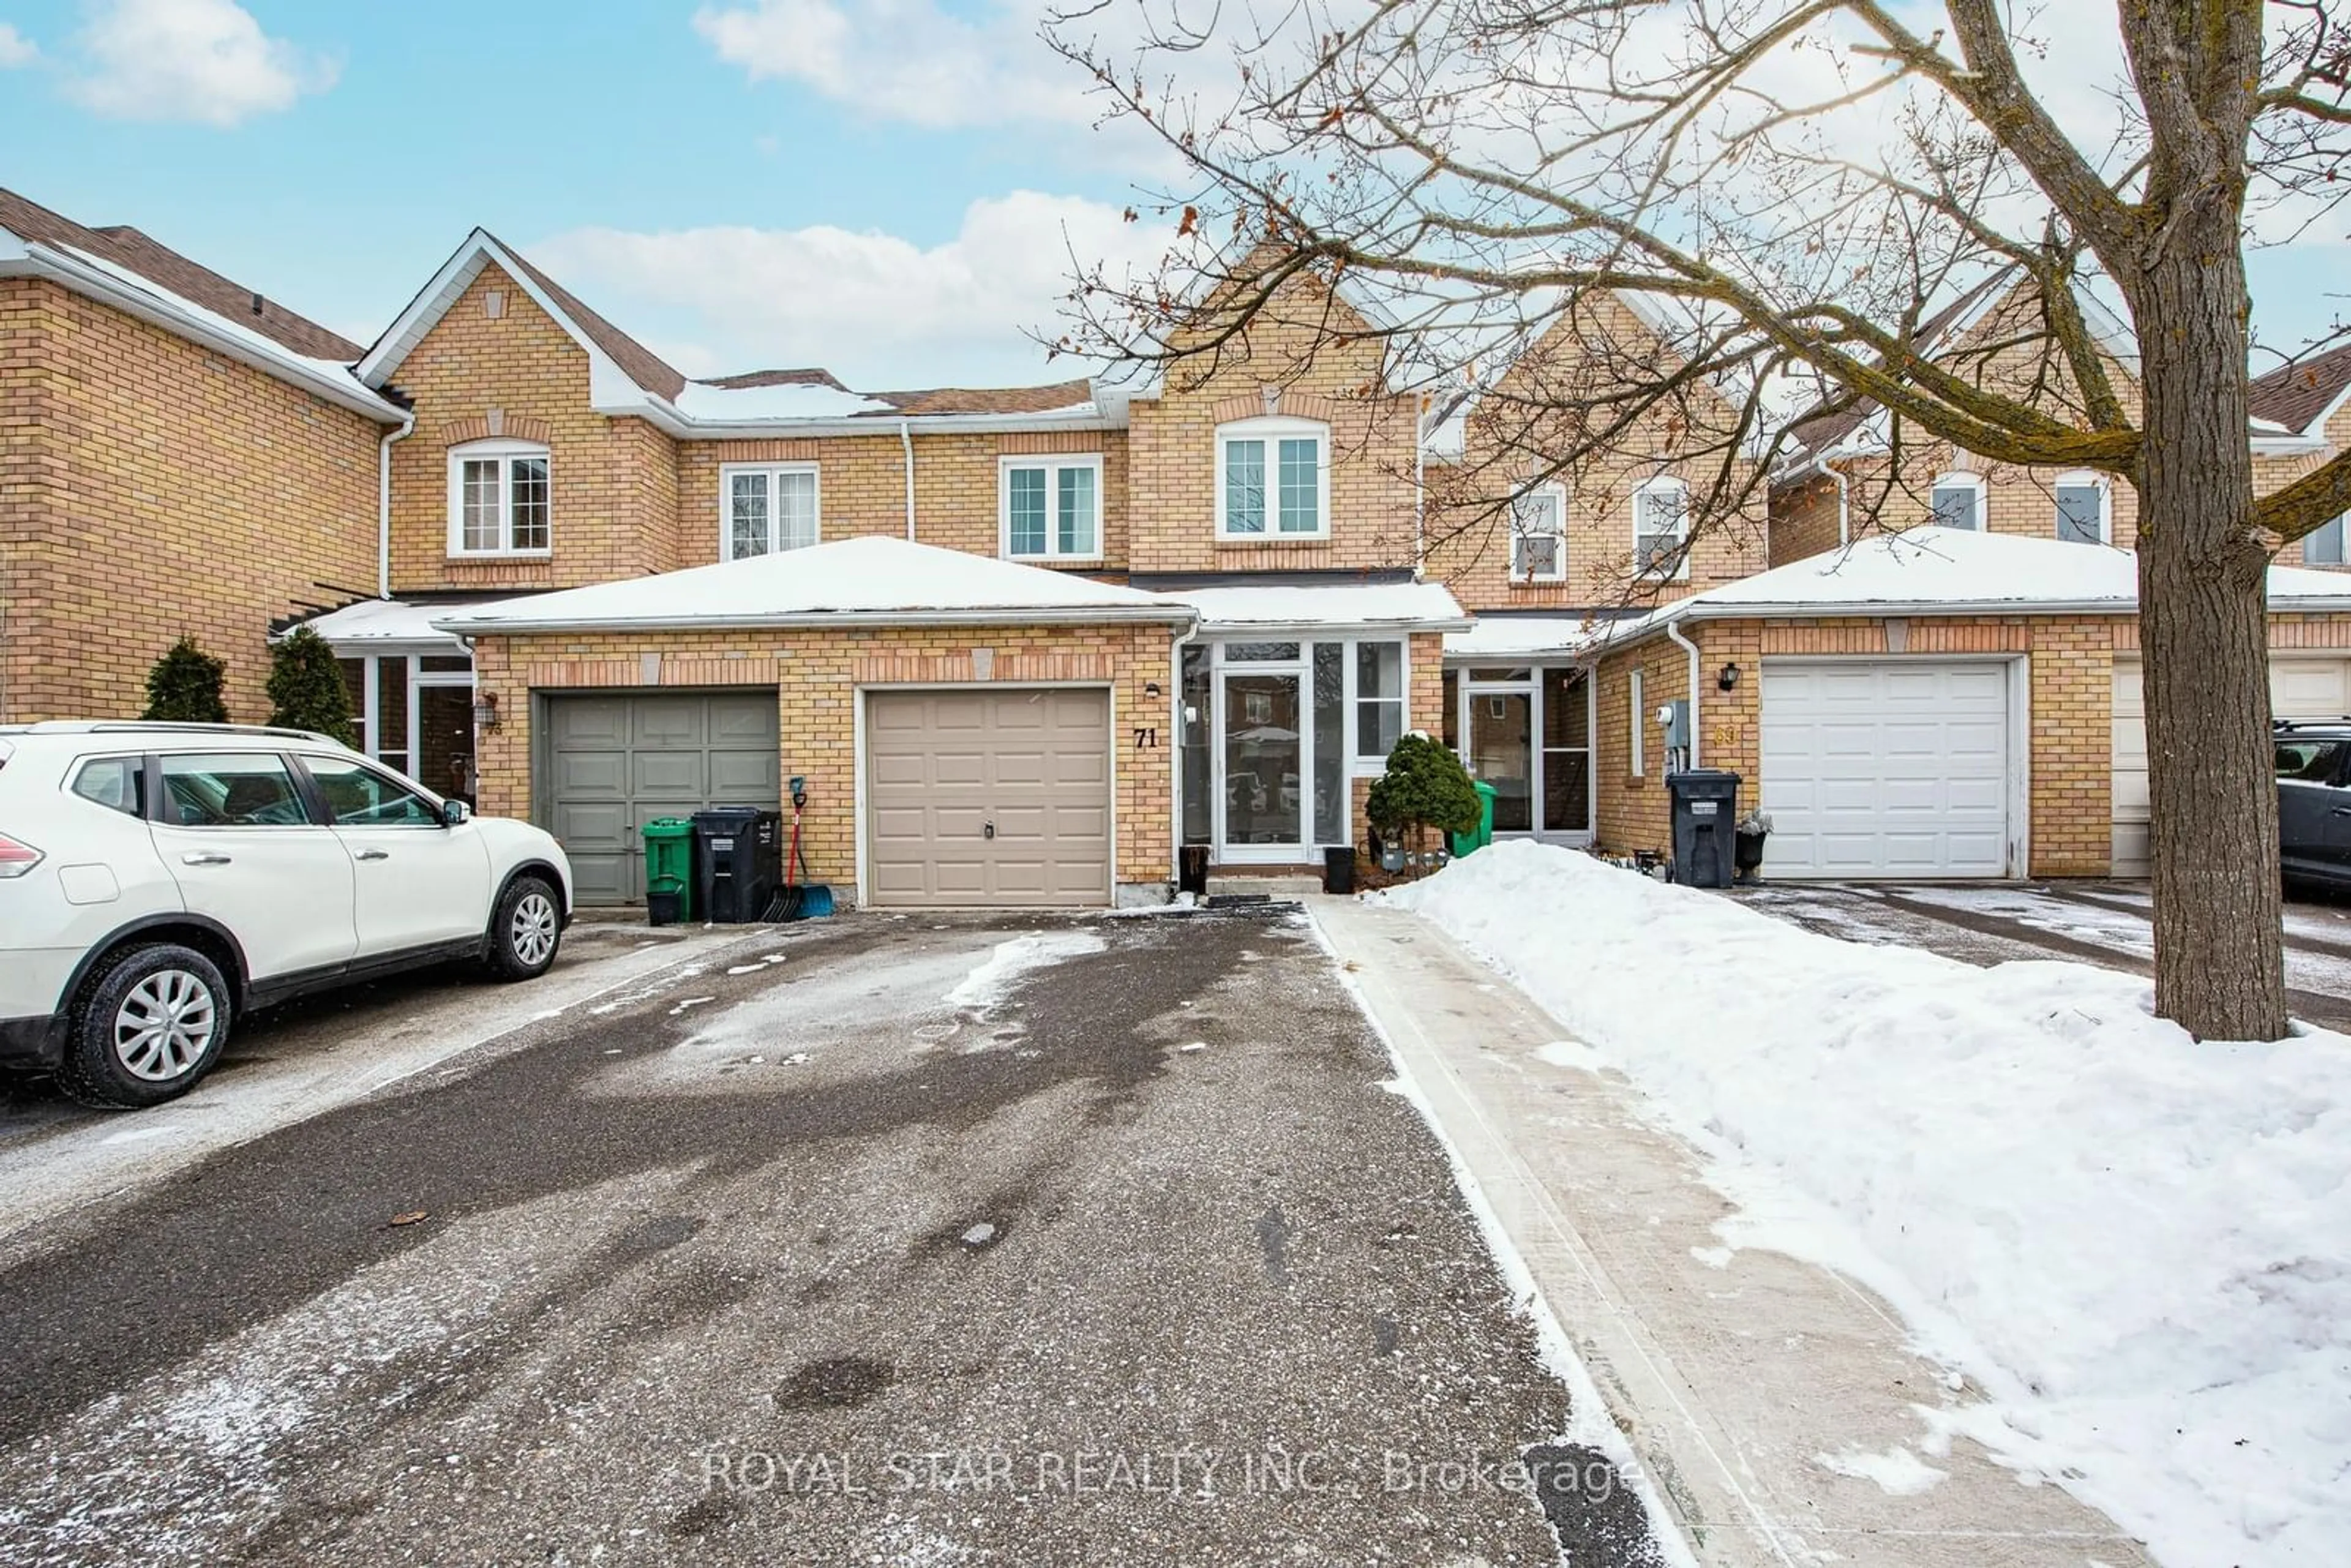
[530,192,1187,388]
[0,23,37,67]
[66,0,337,127]
[694,0,1093,130]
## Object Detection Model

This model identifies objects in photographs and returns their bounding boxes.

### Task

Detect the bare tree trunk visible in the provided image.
[2132,224,2287,1041]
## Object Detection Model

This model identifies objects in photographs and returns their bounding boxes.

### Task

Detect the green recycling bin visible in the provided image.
[642,817,695,923]
[1449,780,1498,858]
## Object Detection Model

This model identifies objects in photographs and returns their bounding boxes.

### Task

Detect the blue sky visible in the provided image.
[0,0,2342,390]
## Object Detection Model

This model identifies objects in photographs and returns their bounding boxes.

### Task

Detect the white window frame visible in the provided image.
[2053,471,2111,545]
[446,438,551,558]
[1629,668,1646,778]
[997,454,1105,562]
[1510,482,1569,583]
[1632,476,1691,580]
[719,462,822,561]
[2305,514,2349,566]
[1351,637,1409,768]
[1930,471,1985,531]
[1215,415,1330,541]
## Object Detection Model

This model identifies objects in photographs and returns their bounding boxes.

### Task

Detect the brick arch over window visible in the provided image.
[439,413,552,448]
[1208,389,1343,424]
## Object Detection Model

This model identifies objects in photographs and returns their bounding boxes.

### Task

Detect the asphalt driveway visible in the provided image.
[0,909,1665,1566]
[1736,880,2351,1030]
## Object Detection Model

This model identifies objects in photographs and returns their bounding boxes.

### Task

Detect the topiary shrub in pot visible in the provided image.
[266,625,359,746]
[1364,732,1481,872]
[141,636,230,722]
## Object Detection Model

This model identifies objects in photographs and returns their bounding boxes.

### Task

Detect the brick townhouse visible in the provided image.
[14,183,2351,898]
[0,186,404,724]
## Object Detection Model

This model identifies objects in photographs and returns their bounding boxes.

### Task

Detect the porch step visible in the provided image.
[1205,875,1324,899]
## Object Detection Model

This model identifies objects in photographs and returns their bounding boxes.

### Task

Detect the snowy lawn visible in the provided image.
[1387,841,2351,1568]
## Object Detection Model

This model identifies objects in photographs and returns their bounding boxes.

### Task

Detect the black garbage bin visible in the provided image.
[692,806,782,923]
[1666,770,1741,889]
[1178,844,1210,897]
[1321,845,1355,895]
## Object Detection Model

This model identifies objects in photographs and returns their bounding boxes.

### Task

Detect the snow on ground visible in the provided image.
[943,932,1107,1012]
[1387,841,2351,1567]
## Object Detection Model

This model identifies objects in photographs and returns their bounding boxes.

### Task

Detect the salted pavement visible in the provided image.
[0,908,1665,1567]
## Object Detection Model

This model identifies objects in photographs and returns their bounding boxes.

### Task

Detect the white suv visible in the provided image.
[0,722,574,1108]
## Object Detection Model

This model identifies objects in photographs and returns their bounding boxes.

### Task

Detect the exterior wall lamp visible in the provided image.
[1717,662,1741,692]
[473,691,501,732]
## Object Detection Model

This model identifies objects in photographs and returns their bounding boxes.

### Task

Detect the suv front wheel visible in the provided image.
[487,875,563,981]
[59,943,234,1109]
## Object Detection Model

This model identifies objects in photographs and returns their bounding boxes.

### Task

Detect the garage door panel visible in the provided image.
[865,688,1111,908]
[546,690,781,906]
[1763,659,2012,878]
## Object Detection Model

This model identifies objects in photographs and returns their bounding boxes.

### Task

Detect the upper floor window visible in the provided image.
[2305,515,2347,566]
[1000,456,1102,561]
[2053,473,2109,544]
[1930,471,1985,530]
[1632,476,1690,579]
[1217,416,1328,539]
[724,464,819,560]
[1510,484,1568,583]
[448,440,550,557]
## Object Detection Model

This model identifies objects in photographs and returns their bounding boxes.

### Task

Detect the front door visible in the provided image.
[1465,686,1534,833]
[1220,668,1305,855]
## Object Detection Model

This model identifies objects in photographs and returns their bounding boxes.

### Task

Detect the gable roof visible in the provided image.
[0,185,399,422]
[362,230,1121,437]
[1775,270,2025,469]
[1600,526,2351,640]
[430,536,1198,635]
[2248,342,2351,437]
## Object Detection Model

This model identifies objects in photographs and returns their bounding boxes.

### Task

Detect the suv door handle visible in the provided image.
[355,849,391,861]
[181,851,232,866]
[2331,807,2351,817]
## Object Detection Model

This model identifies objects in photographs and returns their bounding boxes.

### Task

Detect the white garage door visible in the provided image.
[1761,660,2012,878]
[2110,655,2351,877]
[865,688,1112,907]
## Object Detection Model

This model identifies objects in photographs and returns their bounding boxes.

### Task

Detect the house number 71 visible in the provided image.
[1133,727,1158,748]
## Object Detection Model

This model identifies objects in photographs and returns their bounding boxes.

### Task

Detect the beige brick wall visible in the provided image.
[1592,612,2351,876]
[675,428,1132,571]
[0,276,381,723]
[1126,278,1419,575]
[1766,475,1844,567]
[467,621,1178,900]
[1427,294,1770,610]
[385,261,684,594]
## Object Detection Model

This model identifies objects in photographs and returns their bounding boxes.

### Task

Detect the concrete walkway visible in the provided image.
[1311,895,2157,1568]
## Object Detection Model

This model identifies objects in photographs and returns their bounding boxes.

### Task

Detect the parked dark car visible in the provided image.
[2276,720,2351,887]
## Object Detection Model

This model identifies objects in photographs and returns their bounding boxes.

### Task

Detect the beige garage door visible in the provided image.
[866,688,1111,907]
[2110,655,2351,877]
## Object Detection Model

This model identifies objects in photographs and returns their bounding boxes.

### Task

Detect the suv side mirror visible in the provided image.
[441,799,473,827]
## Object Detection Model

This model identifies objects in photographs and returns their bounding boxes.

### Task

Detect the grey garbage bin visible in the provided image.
[692,806,782,923]
[1666,770,1741,889]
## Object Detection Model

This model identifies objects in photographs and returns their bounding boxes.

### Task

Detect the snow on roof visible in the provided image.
[432,538,1198,635]
[1442,615,1603,661]
[1603,526,2351,643]
[1168,579,1472,635]
[671,379,898,421]
[0,231,400,422]
[290,597,505,649]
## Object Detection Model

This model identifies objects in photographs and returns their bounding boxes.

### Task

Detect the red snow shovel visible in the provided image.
[766,777,833,921]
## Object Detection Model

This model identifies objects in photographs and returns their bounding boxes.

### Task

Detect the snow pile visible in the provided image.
[944,931,1106,1012]
[1387,841,2351,1567]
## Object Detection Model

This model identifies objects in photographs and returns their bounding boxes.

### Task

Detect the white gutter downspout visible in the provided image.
[377,410,415,599]
[1412,392,1428,578]
[1665,616,1703,770]
[901,418,916,541]
[1832,463,1851,547]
